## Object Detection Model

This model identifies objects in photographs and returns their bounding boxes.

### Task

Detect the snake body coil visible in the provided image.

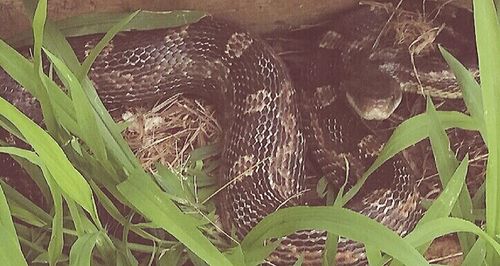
[1,16,312,263]
[0,3,477,264]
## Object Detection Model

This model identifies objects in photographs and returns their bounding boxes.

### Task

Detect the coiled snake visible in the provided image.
[0,3,476,265]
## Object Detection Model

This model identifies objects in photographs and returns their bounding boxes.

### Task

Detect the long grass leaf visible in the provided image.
[40,21,138,172]
[69,232,100,266]
[0,97,95,214]
[31,0,46,70]
[66,199,86,236]
[462,238,486,266]
[322,232,339,266]
[44,49,108,168]
[5,151,52,206]
[404,155,469,262]
[427,98,474,251]
[45,172,63,266]
[241,206,428,266]
[0,147,68,264]
[343,111,477,203]
[0,40,79,133]
[57,10,205,35]
[0,146,42,166]
[426,98,459,183]
[78,10,139,80]
[473,0,500,262]
[116,170,232,266]
[88,180,127,225]
[418,155,468,224]
[365,245,382,266]
[32,0,59,135]
[472,181,486,209]
[0,184,28,266]
[0,180,51,227]
[65,198,116,265]
[10,11,206,47]
[439,46,485,138]
[405,217,500,255]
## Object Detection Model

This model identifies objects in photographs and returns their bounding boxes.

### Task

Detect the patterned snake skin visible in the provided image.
[0,2,476,265]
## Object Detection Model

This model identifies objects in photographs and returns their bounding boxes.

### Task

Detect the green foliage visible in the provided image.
[241,206,429,266]
[473,0,500,263]
[1,0,225,264]
[0,185,28,265]
[0,0,498,265]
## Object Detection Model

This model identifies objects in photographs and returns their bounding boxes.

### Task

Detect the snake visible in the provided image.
[0,2,476,265]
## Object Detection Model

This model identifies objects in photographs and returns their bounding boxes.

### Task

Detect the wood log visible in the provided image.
[0,0,474,41]
[0,0,358,40]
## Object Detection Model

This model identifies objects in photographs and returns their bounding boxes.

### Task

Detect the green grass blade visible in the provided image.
[88,180,128,225]
[40,21,138,172]
[77,10,139,80]
[10,11,206,47]
[365,245,382,265]
[69,232,100,266]
[0,147,52,224]
[40,169,64,266]
[189,143,221,163]
[472,181,486,209]
[158,244,184,265]
[56,10,205,36]
[405,155,468,261]
[241,206,428,266]
[426,93,475,253]
[405,217,500,255]
[462,238,486,266]
[8,153,52,206]
[322,232,339,266]
[418,155,468,225]
[439,46,485,138]
[426,98,459,184]
[37,25,127,187]
[225,246,247,266]
[473,1,500,263]
[31,0,46,70]
[66,199,86,236]
[0,146,93,264]
[91,179,165,243]
[293,256,304,266]
[243,240,281,266]
[0,146,42,166]
[154,163,197,204]
[343,111,477,203]
[116,170,232,266]
[32,0,60,136]
[0,180,51,227]
[0,97,96,215]
[0,184,28,266]
[44,49,108,165]
[66,203,117,266]
[0,40,37,89]
[0,39,79,133]
[0,146,57,225]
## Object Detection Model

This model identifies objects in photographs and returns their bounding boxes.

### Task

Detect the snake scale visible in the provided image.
[0,2,476,265]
